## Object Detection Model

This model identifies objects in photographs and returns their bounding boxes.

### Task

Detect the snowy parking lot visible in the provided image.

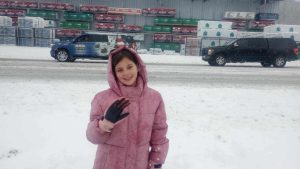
[0,46,300,169]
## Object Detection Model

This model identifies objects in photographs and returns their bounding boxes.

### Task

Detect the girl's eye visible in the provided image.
[117,69,123,73]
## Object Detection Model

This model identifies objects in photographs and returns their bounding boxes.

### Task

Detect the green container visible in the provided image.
[143,25,153,32]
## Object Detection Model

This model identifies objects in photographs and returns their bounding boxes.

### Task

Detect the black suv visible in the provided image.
[202,38,299,67]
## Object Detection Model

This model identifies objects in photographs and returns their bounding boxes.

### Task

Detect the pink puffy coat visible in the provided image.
[86,46,169,169]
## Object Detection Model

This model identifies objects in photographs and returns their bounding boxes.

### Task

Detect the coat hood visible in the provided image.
[107,46,148,96]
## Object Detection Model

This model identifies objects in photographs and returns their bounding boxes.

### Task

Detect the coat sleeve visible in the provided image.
[149,95,169,164]
[86,94,111,144]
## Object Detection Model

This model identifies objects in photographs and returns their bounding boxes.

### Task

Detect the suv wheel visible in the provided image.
[56,49,69,62]
[214,54,226,66]
[261,61,272,67]
[208,60,216,66]
[273,56,286,68]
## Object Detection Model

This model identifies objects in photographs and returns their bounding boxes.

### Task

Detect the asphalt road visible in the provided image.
[1,58,300,88]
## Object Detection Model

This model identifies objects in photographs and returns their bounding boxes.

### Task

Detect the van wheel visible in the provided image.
[261,61,272,67]
[273,56,286,68]
[214,54,226,66]
[68,57,76,62]
[56,49,69,62]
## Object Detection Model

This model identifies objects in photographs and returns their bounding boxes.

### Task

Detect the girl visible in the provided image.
[86,46,169,169]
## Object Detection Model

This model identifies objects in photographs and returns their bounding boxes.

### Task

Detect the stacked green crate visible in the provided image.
[144,25,153,32]
[161,26,172,33]
[64,12,93,22]
[59,21,90,30]
[154,17,170,25]
[154,17,182,25]
[154,17,198,26]
[154,42,180,52]
[144,26,172,33]
[152,17,198,52]
[152,26,162,32]
[182,18,198,26]
[169,18,182,25]
[27,9,58,20]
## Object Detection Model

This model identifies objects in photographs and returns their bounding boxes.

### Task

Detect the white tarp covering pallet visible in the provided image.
[0,26,16,37]
[197,28,237,38]
[18,17,45,28]
[44,20,56,28]
[18,28,34,38]
[198,20,232,30]
[264,24,300,33]
[17,37,34,46]
[34,38,55,47]
[34,28,55,39]
[201,38,234,49]
[0,16,12,27]
[264,32,300,42]
[237,31,264,38]
[0,36,16,45]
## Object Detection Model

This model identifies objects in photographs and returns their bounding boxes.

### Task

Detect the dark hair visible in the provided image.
[112,50,138,73]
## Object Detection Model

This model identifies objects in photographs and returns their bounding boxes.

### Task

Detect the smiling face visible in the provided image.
[114,56,138,86]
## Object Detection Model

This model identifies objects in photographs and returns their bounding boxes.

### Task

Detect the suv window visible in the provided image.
[269,39,288,49]
[92,35,108,42]
[236,39,248,47]
[248,38,267,49]
[288,39,296,48]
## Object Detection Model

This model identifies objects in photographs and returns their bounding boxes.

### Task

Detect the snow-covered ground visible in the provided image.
[0,46,300,169]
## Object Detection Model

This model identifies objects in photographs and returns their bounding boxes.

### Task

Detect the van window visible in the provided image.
[92,35,108,42]
[76,35,91,43]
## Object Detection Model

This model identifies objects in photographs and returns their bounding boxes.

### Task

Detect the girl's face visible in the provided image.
[115,57,138,86]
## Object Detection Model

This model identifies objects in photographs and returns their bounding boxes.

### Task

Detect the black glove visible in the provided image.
[154,164,162,168]
[105,98,130,123]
